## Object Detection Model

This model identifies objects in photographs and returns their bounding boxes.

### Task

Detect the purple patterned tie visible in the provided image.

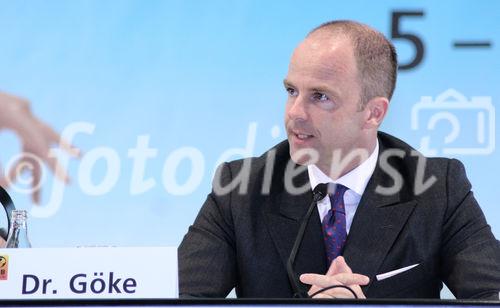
[322,183,348,265]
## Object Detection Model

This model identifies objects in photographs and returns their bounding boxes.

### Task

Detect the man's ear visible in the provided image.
[363,97,389,129]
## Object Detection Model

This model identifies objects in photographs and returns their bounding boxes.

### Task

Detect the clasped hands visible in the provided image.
[300,256,369,299]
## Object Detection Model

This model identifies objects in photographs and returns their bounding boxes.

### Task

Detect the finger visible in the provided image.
[320,287,355,299]
[311,283,366,299]
[336,256,353,274]
[342,284,366,299]
[61,140,81,158]
[300,273,369,288]
[335,273,370,286]
[327,256,352,275]
[351,285,367,299]
[49,157,70,184]
[8,156,42,204]
[31,161,42,205]
[20,142,71,184]
[326,256,341,275]
[307,284,322,297]
[311,292,330,299]
[40,152,70,184]
[3,158,25,187]
[2,157,40,204]
[24,141,70,184]
[41,123,81,157]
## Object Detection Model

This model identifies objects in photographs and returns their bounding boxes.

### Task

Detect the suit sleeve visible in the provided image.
[178,162,237,298]
[440,159,500,300]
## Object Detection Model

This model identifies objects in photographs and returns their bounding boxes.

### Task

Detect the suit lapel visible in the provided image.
[343,141,417,295]
[263,164,327,292]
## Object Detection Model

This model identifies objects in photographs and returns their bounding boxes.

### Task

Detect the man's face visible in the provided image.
[284,34,368,174]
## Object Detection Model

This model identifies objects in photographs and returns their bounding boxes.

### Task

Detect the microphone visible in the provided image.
[0,186,16,240]
[286,183,328,298]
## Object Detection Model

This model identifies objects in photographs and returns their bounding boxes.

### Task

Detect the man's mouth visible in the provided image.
[295,133,313,140]
[291,130,314,141]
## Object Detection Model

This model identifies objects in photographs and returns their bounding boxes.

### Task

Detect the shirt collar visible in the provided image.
[308,140,379,196]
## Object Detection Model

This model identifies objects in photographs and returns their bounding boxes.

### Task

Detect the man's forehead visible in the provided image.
[288,36,356,80]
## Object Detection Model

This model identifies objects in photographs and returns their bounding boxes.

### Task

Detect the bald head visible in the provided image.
[307,20,397,108]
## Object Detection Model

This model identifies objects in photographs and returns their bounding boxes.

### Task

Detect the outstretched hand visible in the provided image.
[0,92,80,203]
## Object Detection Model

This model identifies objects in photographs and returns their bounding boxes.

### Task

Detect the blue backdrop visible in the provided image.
[0,0,498,257]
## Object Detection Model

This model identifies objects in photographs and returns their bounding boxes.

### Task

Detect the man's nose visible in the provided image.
[287,96,308,121]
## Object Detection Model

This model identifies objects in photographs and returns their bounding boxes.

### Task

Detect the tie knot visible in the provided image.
[328,183,348,197]
[328,183,348,212]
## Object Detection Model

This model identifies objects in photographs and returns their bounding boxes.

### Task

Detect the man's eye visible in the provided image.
[286,87,298,97]
[312,92,329,101]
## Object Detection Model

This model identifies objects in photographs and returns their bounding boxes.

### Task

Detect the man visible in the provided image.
[178,20,500,299]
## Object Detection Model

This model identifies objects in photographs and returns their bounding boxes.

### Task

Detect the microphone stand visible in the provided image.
[286,183,327,298]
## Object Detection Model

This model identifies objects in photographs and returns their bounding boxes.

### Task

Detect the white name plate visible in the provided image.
[0,247,178,299]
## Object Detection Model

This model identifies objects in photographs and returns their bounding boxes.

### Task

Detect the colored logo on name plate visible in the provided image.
[0,255,8,280]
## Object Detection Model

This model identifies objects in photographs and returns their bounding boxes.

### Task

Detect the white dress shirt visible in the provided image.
[308,141,379,234]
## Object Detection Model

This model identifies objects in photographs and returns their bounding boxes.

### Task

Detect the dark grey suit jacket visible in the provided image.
[178,132,500,299]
